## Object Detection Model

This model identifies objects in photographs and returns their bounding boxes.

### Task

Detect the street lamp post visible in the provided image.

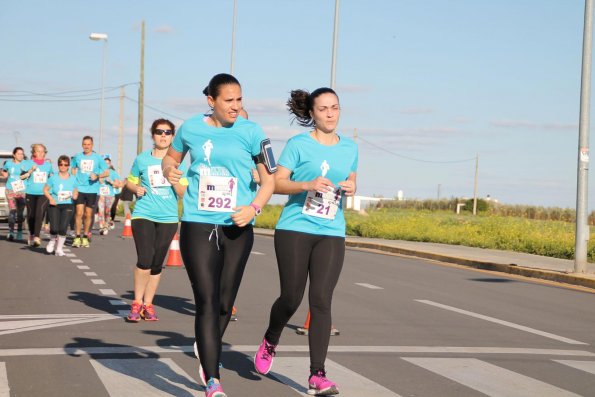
[89,32,108,153]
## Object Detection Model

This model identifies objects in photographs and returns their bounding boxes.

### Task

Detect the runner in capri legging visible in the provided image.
[43,155,78,256]
[125,118,187,323]
[162,73,275,397]
[1,147,27,241]
[253,87,358,396]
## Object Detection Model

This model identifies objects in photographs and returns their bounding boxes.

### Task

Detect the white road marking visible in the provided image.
[90,358,199,397]
[0,314,119,336]
[84,272,97,277]
[71,259,83,263]
[109,300,128,306]
[554,360,595,375]
[269,357,402,396]
[0,362,8,397]
[402,357,580,397]
[91,279,106,285]
[1,345,593,358]
[62,248,71,252]
[416,299,587,345]
[355,282,384,289]
[118,310,130,316]
[99,289,117,296]
[77,265,90,270]
[251,251,265,255]
[65,253,76,258]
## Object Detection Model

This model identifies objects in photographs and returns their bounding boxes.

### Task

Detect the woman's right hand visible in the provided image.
[307,177,335,194]
[49,198,56,206]
[136,186,146,197]
[164,165,182,185]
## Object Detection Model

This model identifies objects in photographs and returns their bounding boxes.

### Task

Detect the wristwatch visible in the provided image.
[249,203,262,216]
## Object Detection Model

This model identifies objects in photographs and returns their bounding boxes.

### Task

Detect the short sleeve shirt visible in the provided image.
[21,159,54,196]
[275,132,358,237]
[46,174,78,205]
[71,152,108,194]
[2,160,27,192]
[171,114,268,225]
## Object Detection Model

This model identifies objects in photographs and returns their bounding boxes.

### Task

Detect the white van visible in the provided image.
[0,150,14,220]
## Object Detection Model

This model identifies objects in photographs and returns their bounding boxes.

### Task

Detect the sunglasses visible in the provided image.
[58,163,69,167]
[154,129,173,136]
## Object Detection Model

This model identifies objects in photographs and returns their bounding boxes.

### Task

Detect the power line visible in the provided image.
[0,82,139,98]
[0,96,121,102]
[357,136,475,164]
[124,96,185,121]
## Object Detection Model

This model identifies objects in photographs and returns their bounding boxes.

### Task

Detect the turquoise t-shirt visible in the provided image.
[171,114,267,225]
[71,152,108,194]
[99,169,122,197]
[127,150,185,223]
[2,160,27,193]
[275,132,358,237]
[46,173,78,205]
[21,159,54,196]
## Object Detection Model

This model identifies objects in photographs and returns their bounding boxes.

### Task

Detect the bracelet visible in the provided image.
[249,203,262,216]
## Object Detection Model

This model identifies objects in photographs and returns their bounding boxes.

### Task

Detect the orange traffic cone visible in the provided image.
[121,214,133,238]
[295,309,340,336]
[165,233,183,267]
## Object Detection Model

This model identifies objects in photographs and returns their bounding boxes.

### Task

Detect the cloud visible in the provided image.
[154,25,173,34]
[490,119,577,131]
[399,107,435,115]
[243,98,286,117]
[336,84,371,93]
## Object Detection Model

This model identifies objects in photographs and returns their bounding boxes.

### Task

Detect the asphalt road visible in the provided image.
[1,223,595,397]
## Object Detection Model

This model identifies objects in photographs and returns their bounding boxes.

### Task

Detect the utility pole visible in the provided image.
[137,20,145,155]
[575,0,593,273]
[330,0,340,89]
[472,154,479,215]
[230,0,237,75]
[118,86,124,175]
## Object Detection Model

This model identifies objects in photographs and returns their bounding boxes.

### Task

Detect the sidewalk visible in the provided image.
[254,228,595,291]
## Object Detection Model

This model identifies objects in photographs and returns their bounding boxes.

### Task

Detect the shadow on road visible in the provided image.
[68,291,119,314]
[64,337,201,396]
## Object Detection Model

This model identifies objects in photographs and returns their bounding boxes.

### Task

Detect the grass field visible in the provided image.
[255,205,595,262]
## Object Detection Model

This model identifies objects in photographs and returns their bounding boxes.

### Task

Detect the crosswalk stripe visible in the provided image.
[268,357,402,396]
[0,362,9,397]
[402,357,581,397]
[554,360,595,375]
[90,358,199,397]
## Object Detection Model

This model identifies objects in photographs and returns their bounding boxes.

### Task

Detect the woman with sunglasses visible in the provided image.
[162,73,275,397]
[21,143,54,247]
[253,88,357,396]
[43,155,78,256]
[125,119,187,323]
[1,147,28,241]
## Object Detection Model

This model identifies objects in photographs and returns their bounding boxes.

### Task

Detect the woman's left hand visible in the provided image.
[231,206,256,227]
[338,180,356,196]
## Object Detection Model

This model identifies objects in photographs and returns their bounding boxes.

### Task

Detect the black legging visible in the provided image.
[131,218,178,275]
[47,204,74,236]
[25,194,49,238]
[265,229,345,373]
[180,221,254,380]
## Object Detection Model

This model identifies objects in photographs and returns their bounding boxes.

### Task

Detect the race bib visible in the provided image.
[80,159,94,173]
[198,175,237,212]
[57,191,72,202]
[33,171,47,184]
[302,187,342,220]
[99,186,110,196]
[11,179,25,192]
[147,165,171,188]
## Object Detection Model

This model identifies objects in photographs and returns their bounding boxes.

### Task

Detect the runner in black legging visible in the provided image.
[162,73,275,397]
[22,144,53,247]
[254,88,358,396]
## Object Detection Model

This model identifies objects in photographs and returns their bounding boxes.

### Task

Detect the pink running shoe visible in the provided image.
[307,370,339,396]
[254,338,276,375]
[204,378,226,397]
[127,301,142,322]
[141,304,159,321]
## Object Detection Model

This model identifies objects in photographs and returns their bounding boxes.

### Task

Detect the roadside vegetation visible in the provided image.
[255,199,595,262]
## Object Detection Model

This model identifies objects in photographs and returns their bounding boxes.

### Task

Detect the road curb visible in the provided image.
[253,228,595,291]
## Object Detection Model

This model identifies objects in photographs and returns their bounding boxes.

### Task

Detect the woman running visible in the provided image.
[125,119,187,323]
[43,155,78,256]
[21,144,54,247]
[1,147,28,241]
[254,88,358,396]
[162,73,275,397]
[98,155,123,235]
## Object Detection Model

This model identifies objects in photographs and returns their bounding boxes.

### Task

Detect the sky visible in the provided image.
[0,0,593,209]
